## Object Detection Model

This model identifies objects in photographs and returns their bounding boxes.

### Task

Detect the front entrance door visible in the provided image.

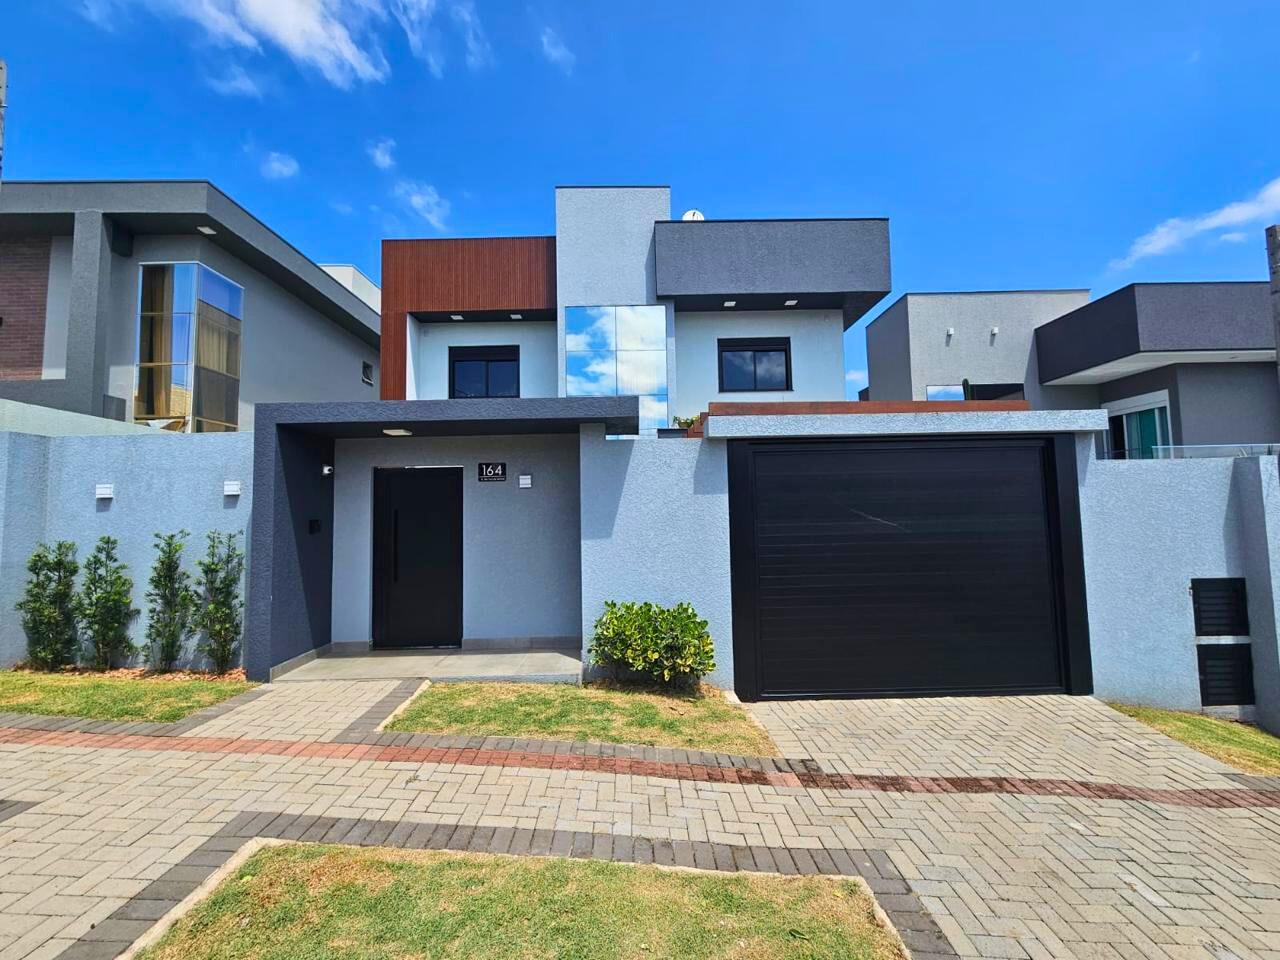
[372,467,463,648]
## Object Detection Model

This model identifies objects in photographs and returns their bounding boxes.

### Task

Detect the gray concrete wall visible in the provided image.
[331,434,582,646]
[671,309,846,418]
[863,297,913,401]
[1080,454,1279,722]
[410,320,557,400]
[1173,363,1280,447]
[578,426,734,688]
[554,187,671,396]
[0,430,252,667]
[41,236,71,379]
[0,399,149,437]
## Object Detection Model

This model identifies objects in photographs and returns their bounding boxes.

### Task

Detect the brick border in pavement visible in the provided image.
[0,686,268,739]
[51,810,956,960]
[0,798,37,825]
[333,678,424,741]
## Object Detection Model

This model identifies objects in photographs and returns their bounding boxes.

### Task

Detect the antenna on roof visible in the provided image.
[681,209,705,221]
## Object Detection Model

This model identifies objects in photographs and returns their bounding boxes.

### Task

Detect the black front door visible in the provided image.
[372,467,463,649]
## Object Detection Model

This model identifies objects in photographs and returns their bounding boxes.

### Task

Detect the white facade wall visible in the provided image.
[408,320,558,400]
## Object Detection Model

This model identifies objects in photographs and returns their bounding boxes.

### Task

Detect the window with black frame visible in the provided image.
[717,337,791,392]
[449,345,519,398]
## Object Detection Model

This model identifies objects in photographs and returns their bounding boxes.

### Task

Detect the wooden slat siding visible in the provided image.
[380,236,557,400]
[705,400,1032,416]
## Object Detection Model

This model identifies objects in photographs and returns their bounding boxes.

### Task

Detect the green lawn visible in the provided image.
[386,682,779,756]
[1112,703,1280,775]
[0,671,254,723]
[137,844,904,960]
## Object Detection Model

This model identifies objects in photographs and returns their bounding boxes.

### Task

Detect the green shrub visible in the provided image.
[144,532,197,672]
[195,531,245,674]
[16,541,81,670]
[78,536,139,670]
[589,600,715,688]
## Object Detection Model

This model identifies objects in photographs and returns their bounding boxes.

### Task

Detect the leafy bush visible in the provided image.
[144,532,197,672]
[78,536,139,670]
[195,531,245,674]
[589,600,715,688]
[16,542,81,670]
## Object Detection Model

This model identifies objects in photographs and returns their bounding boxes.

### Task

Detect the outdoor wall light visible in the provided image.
[223,480,242,497]
[321,465,335,477]
[991,326,1000,336]
[95,483,114,500]
[519,474,532,489]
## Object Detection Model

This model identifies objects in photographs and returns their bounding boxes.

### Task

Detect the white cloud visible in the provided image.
[367,137,397,170]
[845,368,868,393]
[1217,231,1249,244]
[1111,175,1280,270]
[206,63,262,97]
[394,179,450,231]
[539,26,574,74]
[451,0,492,70]
[390,0,444,77]
[330,200,355,214]
[260,151,300,179]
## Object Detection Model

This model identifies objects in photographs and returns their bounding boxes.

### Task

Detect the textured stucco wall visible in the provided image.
[706,409,1108,439]
[671,310,846,418]
[1173,363,1280,447]
[0,399,149,437]
[410,320,557,400]
[0,430,253,668]
[554,187,671,396]
[578,426,734,688]
[863,297,913,401]
[332,434,582,646]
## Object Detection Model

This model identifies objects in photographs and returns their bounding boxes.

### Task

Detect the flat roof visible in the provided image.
[0,180,380,346]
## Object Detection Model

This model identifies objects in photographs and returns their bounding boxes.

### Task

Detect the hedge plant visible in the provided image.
[16,541,81,670]
[589,600,715,689]
[78,536,139,670]
[195,531,245,675]
[144,532,197,672]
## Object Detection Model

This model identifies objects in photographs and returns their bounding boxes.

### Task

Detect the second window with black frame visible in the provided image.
[718,337,791,393]
[449,345,520,399]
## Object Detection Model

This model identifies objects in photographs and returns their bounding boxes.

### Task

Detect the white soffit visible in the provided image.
[1045,349,1277,385]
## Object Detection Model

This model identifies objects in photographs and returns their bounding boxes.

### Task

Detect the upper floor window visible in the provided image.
[450,345,519,398]
[134,263,243,433]
[718,337,791,392]
[1104,390,1171,460]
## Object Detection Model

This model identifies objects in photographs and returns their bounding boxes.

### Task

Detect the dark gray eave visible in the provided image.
[653,218,891,328]
[1035,281,1273,385]
[255,396,640,438]
[0,180,380,347]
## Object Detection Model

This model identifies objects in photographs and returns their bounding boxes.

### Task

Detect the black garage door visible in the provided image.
[728,437,1091,700]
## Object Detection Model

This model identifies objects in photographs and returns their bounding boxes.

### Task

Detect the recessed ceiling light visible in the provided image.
[196,225,217,236]
[382,428,412,437]
[510,313,523,320]
[784,299,798,307]
[723,300,737,308]
[449,314,464,321]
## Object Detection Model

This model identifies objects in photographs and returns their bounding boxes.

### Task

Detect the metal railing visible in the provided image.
[1152,443,1280,460]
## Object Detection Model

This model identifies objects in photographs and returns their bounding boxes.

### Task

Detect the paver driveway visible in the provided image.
[0,682,1278,959]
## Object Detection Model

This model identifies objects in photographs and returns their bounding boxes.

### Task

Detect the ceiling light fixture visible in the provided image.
[382,428,412,437]
[449,314,464,321]
[723,300,737,308]
[784,299,798,307]
[510,313,523,320]
[196,225,217,236]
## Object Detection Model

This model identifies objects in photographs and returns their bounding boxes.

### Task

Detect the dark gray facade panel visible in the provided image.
[653,219,890,325]
[1036,282,1273,384]
[1174,363,1280,447]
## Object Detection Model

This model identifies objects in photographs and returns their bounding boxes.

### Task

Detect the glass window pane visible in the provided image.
[1156,406,1171,447]
[926,385,965,401]
[616,350,667,395]
[452,360,487,398]
[565,306,615,351]
[754,351,788,390]
[639,395,669,433]
[487,360,519,398]
[721,351,755,391]
[198,266,243,319]
[1134,408,1159,459]
[194,367,237,425]
[566,351,617,396]
[615,305,665,350]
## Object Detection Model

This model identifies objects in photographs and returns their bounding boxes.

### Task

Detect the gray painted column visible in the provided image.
[1235,456,1280,735]
[67,210,114,417]
[1269,226,1280,392]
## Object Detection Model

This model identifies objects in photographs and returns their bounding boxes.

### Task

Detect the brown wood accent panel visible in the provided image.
[380,236,556,400]
[706,400,1031,416]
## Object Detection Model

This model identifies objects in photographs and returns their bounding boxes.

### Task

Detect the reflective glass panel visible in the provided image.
[926,385,965,401]
[198,265,244,318]
[755,351,788,390]
[452,360,487,398]
[616,350,667,396]
[721,351,755,391]
[487,360,519,398]
[565,306,615,351]
[615,305,665,350]
[194,367,239,425]
[566,351,617,396]
[638,395,669,433]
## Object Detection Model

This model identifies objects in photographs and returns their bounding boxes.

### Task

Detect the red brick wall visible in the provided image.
[0,237,52,380]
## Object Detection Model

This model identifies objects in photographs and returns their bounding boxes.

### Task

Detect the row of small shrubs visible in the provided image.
[589,600,715,690]
[16,531,245,674]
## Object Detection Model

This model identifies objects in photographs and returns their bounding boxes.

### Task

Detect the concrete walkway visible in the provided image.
[276,648,581,682]
[2,684,1280,959]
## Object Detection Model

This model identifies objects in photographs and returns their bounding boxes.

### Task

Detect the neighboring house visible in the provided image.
[383,185,891,426]
[0,181,381,432]
[864,283,1280,458]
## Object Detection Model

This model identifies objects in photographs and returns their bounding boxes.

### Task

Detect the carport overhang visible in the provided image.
[245,397,639,681]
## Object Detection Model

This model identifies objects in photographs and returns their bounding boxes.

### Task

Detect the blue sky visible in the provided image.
[5,0,1279,393]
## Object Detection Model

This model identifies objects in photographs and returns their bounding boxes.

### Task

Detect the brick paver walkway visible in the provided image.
[1,683,1279,960]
